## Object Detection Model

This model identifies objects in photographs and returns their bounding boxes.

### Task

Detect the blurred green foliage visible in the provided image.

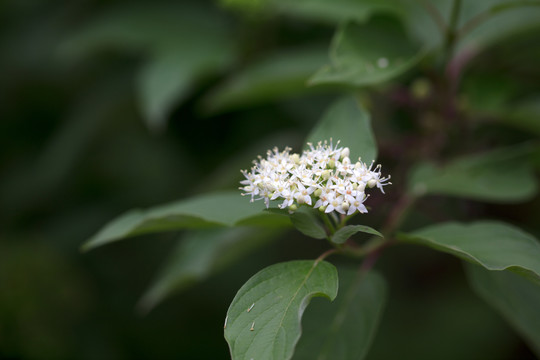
[1,0,540,359]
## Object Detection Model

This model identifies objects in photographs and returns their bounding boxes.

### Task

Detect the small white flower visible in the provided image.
[346,192,368,215]
[326,194,345,214]
[295,183,315,205]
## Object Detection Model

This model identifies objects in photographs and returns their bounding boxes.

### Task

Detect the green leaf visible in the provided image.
[293,268,386,360]
[499,97,540,136]
[60,4,230,60]
[290,207,327,239]
[222,0,404,24]
[408,144,538,202]
[137,40,234,132]
[202,46,328,114]
[82,191,291,251]
[465,263,540,357]
[267,0,403,24]
[457,1,540,51]
[224,260,338,360]
[331,225,383,245]
[399,221,540,284]
[138,227,281,312]
[305,97,377,161]
[59,3,235,131]
[309,15,424,87]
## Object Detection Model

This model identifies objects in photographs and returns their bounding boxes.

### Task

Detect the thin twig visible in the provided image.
[315,248,338,263]
[443,0,462,60]
[418,0,447,35]
[320,212,336,235]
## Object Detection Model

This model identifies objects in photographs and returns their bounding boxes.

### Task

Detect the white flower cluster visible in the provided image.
[240,140,391,215]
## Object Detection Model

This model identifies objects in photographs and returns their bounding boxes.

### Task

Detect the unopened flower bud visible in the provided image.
[341,147,350,159]
[357,182,366,191]
[288,204,298,212]
[328,160,335,168]
[319,205,327,212]
[314,188,322,197]
[322,170,331,179]
[411,78,431,100]
[367,179,377,188]
[342,201,350,211]
[290,153,300,164]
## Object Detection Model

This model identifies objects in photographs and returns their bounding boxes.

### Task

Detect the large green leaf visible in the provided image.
[202,47,328,114]
[309,15,424,88]
[305,97,377,162]
[138,227,282,313]
[224,260,338,360]
[408,144,538,202]
[82,191,291,251]
[465,263,540,357]
[293,268,386,360]
[331,225,383,245]
[399,221,540,284]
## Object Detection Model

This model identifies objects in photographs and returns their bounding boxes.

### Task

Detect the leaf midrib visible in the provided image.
[275,260,321,357]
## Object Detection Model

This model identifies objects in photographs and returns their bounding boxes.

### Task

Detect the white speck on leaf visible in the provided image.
[377,57,389,68]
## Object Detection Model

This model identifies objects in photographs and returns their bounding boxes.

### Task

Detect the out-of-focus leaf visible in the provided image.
[267,0,402,24]
[462,73,518,113]
[60,4,230,58]
[138,42,234,131]
[82,191,291,251]
[203,47,328,114]
[138,227,282,312]
[220,0,403,23]
[60,3,235,131]
[224,260,338,360]
[305,97,377,161]
[457,1,540,51]
[290,207,327,239]
[293,268,386,360]
[401,1,540,53]
[309,16,424,87]
[499,97,540,135]
[465,263,540,357]
[408,144,538,202]
[399,221,540,284]
[331,225,382,245]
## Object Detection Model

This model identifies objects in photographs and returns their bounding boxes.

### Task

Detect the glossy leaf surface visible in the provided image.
[331,225,382,245]
[290,207,327,240]
[399,221,540,284]
[83,191,290,251]
[309,16,424,87]
[225,260,338,360]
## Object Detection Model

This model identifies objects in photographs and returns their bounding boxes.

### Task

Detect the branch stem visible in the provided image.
[443,0,462,61]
